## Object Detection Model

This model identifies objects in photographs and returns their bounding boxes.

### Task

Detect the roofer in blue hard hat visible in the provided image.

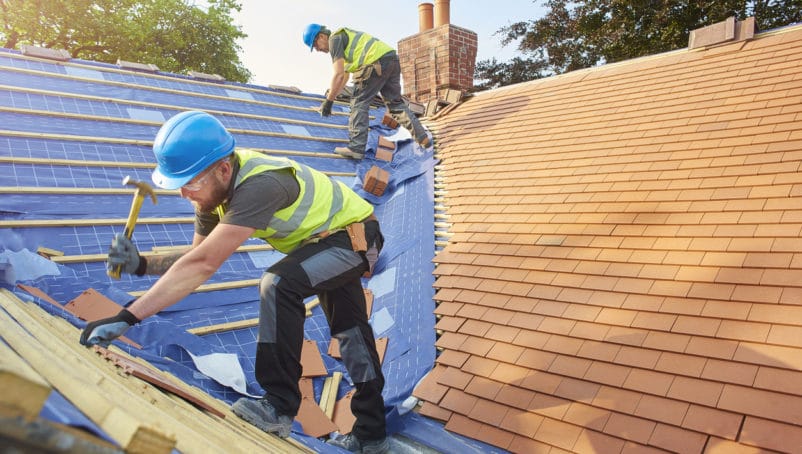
[303,23,431,160]
[79,110,390,453]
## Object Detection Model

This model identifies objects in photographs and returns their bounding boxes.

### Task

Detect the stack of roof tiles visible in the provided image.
[417,22,802,453]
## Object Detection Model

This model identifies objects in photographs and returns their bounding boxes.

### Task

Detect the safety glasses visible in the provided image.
[182,161,222,192]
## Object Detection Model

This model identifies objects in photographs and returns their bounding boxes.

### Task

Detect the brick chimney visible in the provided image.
[398,0,478,104]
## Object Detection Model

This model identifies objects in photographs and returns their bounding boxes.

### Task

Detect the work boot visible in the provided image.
[231,397,293,438]
[327,433,390,453]
[334,147,365,160]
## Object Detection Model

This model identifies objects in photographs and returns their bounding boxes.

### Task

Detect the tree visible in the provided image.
[0,0,251,82]
[475,0,802,90]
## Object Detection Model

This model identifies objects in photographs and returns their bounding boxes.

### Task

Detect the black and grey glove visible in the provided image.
[79,308,140,347]
[319,99,333,117]
[107,234,147,276]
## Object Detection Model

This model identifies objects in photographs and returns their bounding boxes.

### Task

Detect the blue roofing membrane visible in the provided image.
[0,48,506,452]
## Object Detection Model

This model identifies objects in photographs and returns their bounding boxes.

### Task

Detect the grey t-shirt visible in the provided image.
[329,32,347,62]
[195,165,300,237]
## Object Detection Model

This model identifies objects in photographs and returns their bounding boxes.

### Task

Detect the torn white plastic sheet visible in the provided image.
[187,351,260,397]
[0,248,61,284]
[385,127,412,142]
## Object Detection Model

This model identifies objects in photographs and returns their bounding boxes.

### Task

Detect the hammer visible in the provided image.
[107,176,157,279]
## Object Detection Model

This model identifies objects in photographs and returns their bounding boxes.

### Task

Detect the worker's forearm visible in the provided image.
[142,251,185,275]
[328,73,347,100]
[127,257,216,320]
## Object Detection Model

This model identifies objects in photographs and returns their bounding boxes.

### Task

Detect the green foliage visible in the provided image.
[0,0,251,82]
[475,0,802,90]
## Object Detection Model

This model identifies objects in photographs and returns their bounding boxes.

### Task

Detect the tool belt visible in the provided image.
[352,62,382,84]
[302,213,379,277]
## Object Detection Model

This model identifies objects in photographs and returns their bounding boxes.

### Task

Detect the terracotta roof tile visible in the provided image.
[464,375,504,400]
[468,397,510,427]
[474,422,517,451]
[740,416,802,453]
[753,367,802,395]
[427,23,802,453]
[536,418,584,451]
[435,331,467,351]
[418,401,452,422]
[648,423,707,453]
[413,365,448,403]
[716,320,771,342]
[508,435,552,453]
[603,412,656,445]
[700,359,758,386]
[719,384,802,425]
[573,429,626,454]
[436,349,470,368]
[435,315,465,332]
[681,404,742,440]
[577,340,622,363]
[666,376,724,408]
[584,362,633,388]
[439,388,478,415]
[462,355,501,378]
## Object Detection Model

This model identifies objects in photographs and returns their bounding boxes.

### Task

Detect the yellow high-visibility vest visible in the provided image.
[215,149,373,253]
[334,27,394,73]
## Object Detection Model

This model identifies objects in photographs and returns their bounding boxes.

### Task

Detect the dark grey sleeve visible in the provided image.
[220,169,299,230]
[330,33,346,62]
[195,210,220,237]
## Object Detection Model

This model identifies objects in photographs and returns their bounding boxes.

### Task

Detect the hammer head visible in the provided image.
[122,176,158,204]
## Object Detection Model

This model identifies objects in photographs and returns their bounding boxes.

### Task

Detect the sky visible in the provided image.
[231,0,545,94]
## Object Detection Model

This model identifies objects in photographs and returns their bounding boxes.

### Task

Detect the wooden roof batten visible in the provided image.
[420,17,802,454]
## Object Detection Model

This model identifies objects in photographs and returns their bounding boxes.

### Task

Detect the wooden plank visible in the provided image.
[93,347,225,418]
[0,289,310,453]
[150,244,272,254]
[187,318,259,336]
[128,279,261,297]
[0,335,51,418]
[0,217,192,228]
[0,410,122,454]
[0,291,176,453]
[187,299,319,335]
[322,372,342,419]
[0,187,177,196]
[50,244,273,264]
[0,82,343,129]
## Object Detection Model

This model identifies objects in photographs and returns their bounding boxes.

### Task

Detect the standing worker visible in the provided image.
[79,111,390,453]
[303,23,430,160]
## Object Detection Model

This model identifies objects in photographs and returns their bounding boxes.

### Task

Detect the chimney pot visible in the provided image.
[418,3,434,32]
[434,0,450,26]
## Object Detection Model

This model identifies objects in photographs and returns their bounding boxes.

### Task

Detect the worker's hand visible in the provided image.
[107,234,143,275]
[79,308,140,347]
[319,99,333,117]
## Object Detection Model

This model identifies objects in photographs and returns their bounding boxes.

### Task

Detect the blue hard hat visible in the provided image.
[303,23,323,51]
[151,111,235,189]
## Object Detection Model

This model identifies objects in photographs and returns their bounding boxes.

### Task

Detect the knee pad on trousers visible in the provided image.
[335,326,377,383]
[258,272,281,343]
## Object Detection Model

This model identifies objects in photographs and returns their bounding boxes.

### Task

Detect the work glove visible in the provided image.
[79,308,140,347]
[107,234,146,276]
[319,99,333,117]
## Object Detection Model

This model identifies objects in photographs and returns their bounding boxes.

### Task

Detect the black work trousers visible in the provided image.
[254,220,386,441]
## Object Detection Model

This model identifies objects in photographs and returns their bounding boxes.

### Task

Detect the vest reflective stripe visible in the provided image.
[217,149,373,253]
[335,27,393,73]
